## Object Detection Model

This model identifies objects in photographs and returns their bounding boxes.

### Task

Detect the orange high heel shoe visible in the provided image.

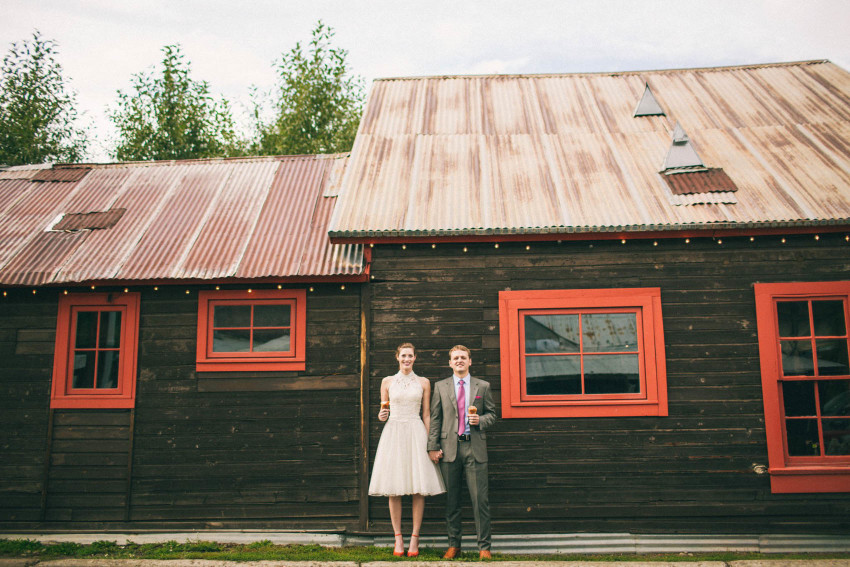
[393,533,405,556]
[407,534,420,557]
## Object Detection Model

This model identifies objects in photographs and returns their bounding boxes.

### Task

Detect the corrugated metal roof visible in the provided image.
[0,155,364,286]
[663,168,738,195]
[329,60,850,239]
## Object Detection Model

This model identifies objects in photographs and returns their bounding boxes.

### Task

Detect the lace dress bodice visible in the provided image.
[387,372,423,421]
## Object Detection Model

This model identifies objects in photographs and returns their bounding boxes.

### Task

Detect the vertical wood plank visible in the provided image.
[125,408,135,522]
[39,408,55,522]
[358,283,372,530]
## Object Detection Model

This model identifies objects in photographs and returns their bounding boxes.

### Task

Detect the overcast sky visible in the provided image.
[3,0,850,161]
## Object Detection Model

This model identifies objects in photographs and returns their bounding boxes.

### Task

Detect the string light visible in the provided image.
[277,284,283,289]
[431,243,436,249]
[525,245,531,250]
[621,239,626,244]
[369,243,374,248]
[90,285,96,290]
[685,238,690,244]
[494,243,499,249]
[309,287,314,292]
[185,290,190,294]
[63,290,68,295]
[750,236,755,242]
[781,238,786,244]
[402,244,406,250]
[717,239,723,245]
[247,289,253,293]
[32,289,36,295]
[340,285,346,290]
[123,288,129,293]
[814,234,820,241]
[653,241,658,246]
[463,247,468,253]
[154,286,159,291]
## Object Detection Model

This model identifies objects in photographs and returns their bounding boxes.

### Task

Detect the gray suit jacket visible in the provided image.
[428,376,496,463]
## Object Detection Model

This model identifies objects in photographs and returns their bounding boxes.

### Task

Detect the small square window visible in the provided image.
[51,293,140,408]
[499,288,668,418]
[196,289,306,372]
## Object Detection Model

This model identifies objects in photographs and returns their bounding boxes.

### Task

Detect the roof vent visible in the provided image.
[662,122,704,170]
[633,83,665,117]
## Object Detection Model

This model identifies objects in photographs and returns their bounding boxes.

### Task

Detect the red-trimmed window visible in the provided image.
[754,281,850,493]
[51,292,140,409]
[196,289,306,372]
[499,288,668,418]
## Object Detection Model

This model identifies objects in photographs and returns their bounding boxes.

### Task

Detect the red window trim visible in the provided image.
[50,292,140,409]
[499,288,668,418]
[754,280,850,493]
[196,289,306,372]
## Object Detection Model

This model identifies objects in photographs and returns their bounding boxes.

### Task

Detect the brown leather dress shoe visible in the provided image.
[443,546,461,559]
[479,550,492,560]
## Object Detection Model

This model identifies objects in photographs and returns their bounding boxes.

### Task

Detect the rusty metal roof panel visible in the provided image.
[330,61,850,239]
[0,156,363,286]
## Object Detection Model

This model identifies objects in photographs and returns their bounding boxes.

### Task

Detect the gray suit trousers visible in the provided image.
[440,438,491,550]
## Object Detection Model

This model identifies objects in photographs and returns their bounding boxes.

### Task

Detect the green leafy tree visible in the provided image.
[109,44,243,161]
[0,31,87,166]
[253,21,364,155]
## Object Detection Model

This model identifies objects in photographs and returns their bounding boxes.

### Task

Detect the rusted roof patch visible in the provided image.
[51,209,126,231]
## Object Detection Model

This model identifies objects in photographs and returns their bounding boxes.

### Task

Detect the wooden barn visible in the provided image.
[2,59,850,543]
[0,155,370,529]
[328,60,850,537]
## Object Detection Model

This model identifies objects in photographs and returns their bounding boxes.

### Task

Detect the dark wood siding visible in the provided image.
[366,234,850,535]
[0,284,362,529]
[0,299,54,523]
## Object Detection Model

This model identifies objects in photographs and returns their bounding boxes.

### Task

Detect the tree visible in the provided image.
[253,21,365,155]
[109,44,243,161]
[0,31,87,166]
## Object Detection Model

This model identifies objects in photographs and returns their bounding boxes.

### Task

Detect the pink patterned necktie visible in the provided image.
[457,379,466,435]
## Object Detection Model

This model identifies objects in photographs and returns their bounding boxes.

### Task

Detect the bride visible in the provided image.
[368,343,445,557]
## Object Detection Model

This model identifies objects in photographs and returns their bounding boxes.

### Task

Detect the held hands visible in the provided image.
[428,449,443,463]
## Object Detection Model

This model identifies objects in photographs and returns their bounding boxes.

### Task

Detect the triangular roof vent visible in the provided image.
[633,83,665,117]
[663,122,704,170]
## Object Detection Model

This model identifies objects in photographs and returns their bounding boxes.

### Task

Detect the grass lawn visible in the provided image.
[2,539,850,562]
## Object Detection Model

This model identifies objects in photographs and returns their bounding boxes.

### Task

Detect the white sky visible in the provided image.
[3,0,850,161]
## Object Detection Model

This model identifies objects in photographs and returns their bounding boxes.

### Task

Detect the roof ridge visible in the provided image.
[373,59,832,82]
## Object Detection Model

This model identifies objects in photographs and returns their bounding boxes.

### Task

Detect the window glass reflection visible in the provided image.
[72,351,95,388]
[584,354,640,393]
[525,315,579,353]
[783,380,816,417]
[525,355,581,395]
[253,329,291,352]
[213,329,251,352]
[812,300,846,336]
[785,419,821,456]
[823,419,850,455]
[581,313,638,353]
[816,339,850,376]
[99,311,122,348]
[97,351,120,389]
[781,339,814,376]
[777,301,810,337]
[75,311,98,348]
[254,304,291,328]
[820,380,850,417]
[214,305,251,327]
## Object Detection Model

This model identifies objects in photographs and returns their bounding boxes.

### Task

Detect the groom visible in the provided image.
[428,345,497,560]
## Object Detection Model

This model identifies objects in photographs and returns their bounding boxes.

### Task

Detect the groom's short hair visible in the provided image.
[449,345,471,358]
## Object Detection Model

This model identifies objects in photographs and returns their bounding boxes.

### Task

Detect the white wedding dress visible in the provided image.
[368,372,446,496]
